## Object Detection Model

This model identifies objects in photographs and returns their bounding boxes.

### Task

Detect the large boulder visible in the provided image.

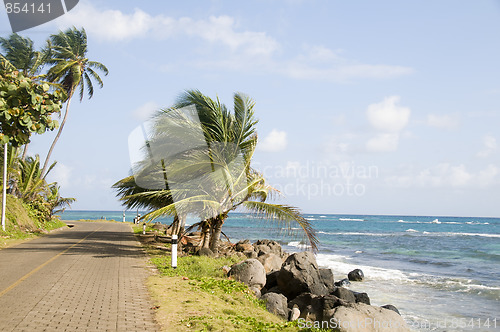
[277,252,329,299]
[331,287,356,303]
[236,240,254,253]
[319,268,335,293]
[348,269,364,281]
[257,253,283,273]
[254,239,283,257]
[261,292,288,319]
[325,303,410,332]
[229,259,266,289]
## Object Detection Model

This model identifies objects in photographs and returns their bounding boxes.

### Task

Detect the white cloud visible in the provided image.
[386,163,500,188]
[48,163,73,188]
[367,96,411,132]
[477,135,497,158]
[426,114,459,129]
[132,101,160,121]
[366,133,400,152]
[58,3,279,57]
[258,129,288,152]
[365,96,410,152]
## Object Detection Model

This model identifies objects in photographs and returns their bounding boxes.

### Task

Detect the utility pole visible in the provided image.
[1,143,7,232]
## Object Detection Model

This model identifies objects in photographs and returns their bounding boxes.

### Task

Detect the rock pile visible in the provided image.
[227,239,410,332]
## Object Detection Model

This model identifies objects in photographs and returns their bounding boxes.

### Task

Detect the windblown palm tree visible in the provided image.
[41,27,108,177]
[114,90,318,252]
[0,33,48,76]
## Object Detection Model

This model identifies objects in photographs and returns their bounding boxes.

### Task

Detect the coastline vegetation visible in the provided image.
[134,227,327,332]
[0,28,107,237]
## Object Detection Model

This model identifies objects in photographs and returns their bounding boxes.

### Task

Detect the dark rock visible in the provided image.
[265,270,280,290]
[319,268,335,293]
[228,259,266,289]
[331,287,356,303]
[353,291,370,305]
[267,286,282,295]
[261,292,288,319]
[348,269,364,281]
[257,253,282,273]
[334,278,351,287]
[277,252,329,299]
[381,304,401,315]
[197,248,214,257]
[288,293,324,321]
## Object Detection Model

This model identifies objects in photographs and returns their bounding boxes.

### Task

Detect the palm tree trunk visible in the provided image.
[21,144,28,161]
[200,220,211,249]
[41,88,74,178]
[209,217,224,253]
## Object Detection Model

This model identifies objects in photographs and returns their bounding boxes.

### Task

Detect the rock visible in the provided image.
[235,252,246,259]
[326,303,410,332]
[254,244,272,256]
[335,278,351,287]
[277,252,329,299]
[331,287,356,303]
[257,253,283,273]
[197,248,214,257]
[348,269,364,281]
[288,293,324,322]
[381,304,401,315]
[236,241,254,252]
[265,270,280,290]
[267,286,282,295]
[261,292,288,319]
[289,305,300,321]
[353,292,370,305]
[249,286,261,298]
[319,268,335,293]
[228,259,266,289]
[244,251,258,259]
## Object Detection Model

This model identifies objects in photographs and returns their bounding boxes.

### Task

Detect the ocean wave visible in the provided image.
[319,215,327,218]
[286,241,308,248]
[318,231,389,236]
[406,229,419,233]
[305,218,316,221]
[339,218,365,221]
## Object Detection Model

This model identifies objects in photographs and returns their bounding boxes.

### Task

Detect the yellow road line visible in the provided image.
[0,224,105,298]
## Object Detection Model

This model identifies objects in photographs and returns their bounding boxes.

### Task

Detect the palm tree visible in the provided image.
[41,27,108,177]
[114,91,318,252]
[0,33,47,76]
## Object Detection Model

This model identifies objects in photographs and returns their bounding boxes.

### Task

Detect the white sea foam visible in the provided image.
[316,253,411,282]
[305,218,316,221]
[287,241,308,249]
[431,219,441,224]
[318,231,388,236]
[406,228,419,233]
[339,218,365,221]
[319,215,326,218]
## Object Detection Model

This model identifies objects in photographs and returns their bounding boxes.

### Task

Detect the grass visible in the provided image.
[0,194,67,248]
[138,229,327,332]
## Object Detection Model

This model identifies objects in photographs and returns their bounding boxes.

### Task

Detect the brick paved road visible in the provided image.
[0,222,160,331]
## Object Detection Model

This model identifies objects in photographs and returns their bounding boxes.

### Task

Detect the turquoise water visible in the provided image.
[61,211,500,331]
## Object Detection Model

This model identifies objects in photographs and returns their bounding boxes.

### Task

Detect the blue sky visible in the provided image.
[1,0,499,216]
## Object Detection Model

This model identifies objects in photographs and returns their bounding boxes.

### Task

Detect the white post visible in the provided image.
[1,143,7,232]
[122,211,126,223]
[142,223,146,235]
[171,234,178,269]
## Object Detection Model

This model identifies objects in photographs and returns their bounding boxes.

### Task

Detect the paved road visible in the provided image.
[0,222,160,331]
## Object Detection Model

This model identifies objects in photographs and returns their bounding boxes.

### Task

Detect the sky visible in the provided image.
[1,0,499,217]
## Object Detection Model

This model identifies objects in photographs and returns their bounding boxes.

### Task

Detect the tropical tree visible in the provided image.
[0,34,48,77]
[113,90,318,252]
[41,27,108,177]
[46,184,76,218]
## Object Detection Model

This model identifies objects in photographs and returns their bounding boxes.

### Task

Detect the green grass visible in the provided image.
[146,251,329,331]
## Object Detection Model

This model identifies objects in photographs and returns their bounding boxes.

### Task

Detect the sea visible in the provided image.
[60,211,500,331]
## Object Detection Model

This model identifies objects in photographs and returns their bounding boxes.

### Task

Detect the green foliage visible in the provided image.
[152,254,242,279]
[0,70,63,147]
